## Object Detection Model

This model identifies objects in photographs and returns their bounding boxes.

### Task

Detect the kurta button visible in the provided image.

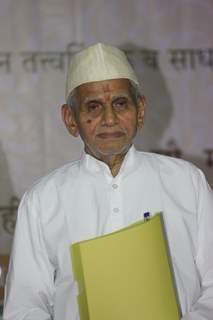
[113,207,119,213]
[112,184,118,189]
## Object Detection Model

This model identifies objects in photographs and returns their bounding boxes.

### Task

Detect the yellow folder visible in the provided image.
[70,213,181,320]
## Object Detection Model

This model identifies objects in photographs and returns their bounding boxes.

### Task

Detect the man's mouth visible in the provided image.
[96,131,125,139]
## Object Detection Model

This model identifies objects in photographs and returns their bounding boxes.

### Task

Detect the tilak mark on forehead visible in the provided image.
[102,83,115,102]
[102,83,111,92]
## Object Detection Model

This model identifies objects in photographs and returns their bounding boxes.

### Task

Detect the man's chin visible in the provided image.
[95,144,132,158]
[85,142,132,158]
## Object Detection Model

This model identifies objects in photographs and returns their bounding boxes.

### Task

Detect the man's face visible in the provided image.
[63,78,145,160]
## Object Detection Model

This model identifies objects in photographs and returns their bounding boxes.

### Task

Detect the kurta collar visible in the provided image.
[80,145,141,179]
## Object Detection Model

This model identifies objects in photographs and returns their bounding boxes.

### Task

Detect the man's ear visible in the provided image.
[137,96,146,128]
[61,104,79,137]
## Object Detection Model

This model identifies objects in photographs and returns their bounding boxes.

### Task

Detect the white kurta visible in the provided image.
[3,146,213,320]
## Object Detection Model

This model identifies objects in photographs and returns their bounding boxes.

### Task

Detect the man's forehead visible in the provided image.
[76,78,131,98]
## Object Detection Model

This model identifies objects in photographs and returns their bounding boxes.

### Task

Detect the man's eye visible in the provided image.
[87,103,101,112]
[114,99,128,110]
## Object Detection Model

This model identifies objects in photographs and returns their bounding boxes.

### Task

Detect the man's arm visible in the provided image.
[182,169,213,320]
[3,191,55,320]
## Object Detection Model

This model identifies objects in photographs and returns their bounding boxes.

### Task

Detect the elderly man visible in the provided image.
[3,43,213,320]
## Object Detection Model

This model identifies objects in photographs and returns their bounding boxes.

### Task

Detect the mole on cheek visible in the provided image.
[87,119,92,124]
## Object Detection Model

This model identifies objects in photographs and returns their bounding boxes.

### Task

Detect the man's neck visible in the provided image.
[85,147,131,177]
[101,153,127,177]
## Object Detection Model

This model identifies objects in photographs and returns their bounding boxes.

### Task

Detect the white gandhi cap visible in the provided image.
[65,43,140,101]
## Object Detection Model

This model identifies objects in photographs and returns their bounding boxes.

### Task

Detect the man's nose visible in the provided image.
[101,105,118,126]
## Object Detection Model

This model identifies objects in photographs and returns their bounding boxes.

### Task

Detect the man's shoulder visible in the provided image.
[135,150,203,181]
[135,151,208,204]
[24,159,82,201]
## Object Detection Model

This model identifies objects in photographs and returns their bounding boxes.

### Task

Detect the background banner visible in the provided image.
[0,0,212,258]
